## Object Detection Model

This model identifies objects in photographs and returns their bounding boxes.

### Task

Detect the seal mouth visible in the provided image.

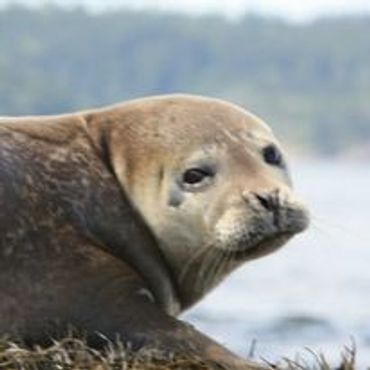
[225,231,294,261]
[223,203,310,261]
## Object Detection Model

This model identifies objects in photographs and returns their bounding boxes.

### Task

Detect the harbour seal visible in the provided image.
[0,94,309,369]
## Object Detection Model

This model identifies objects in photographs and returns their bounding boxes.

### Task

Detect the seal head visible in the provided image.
[89,95,309,311]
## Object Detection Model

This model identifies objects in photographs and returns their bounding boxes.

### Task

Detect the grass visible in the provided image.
[0,337,359,370]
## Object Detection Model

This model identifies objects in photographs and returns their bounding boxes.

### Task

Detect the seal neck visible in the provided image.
[78,111,182,316]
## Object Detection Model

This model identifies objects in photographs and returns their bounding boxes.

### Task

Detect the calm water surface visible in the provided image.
[184,161,370,367]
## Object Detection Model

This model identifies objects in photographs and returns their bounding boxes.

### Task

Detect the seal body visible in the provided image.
[0,95,309,369]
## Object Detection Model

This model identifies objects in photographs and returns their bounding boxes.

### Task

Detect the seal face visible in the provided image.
[0,94,309,367]
[102,95,309,310]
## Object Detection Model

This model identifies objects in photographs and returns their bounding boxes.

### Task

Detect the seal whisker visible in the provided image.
[179,243,216,287]
[215,247,233,285]
[201,246,227,296]
[197,243,226,296]
[206,250,226,293]
[195,245,218,295]
[200,247,221,294]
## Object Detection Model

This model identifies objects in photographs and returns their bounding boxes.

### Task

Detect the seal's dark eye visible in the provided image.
[263,145,283,167]
[182,168,210,185]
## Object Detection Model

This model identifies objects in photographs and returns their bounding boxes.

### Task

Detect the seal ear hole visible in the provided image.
[262,145,284,167]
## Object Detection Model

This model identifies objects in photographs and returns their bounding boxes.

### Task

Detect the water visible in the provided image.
[184,161,370,367]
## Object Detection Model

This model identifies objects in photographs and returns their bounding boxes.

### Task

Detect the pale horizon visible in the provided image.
[1,0,370,21]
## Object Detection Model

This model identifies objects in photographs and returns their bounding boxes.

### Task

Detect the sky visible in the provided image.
[1,0,370,21]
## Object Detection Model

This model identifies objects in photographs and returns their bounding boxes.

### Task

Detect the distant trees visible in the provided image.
[0,5,369,155]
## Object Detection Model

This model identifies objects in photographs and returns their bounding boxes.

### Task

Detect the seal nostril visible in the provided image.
[255,192,281,228]
[255,193,273,211]
[255,193,281,213]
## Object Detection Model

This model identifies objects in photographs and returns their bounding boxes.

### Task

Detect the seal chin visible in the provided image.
[225,231,294,261]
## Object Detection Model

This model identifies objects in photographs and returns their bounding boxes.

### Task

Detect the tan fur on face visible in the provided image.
[86,94,309,312]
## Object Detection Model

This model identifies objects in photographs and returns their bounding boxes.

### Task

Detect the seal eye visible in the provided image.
[179,165,216,192]
[182,168,210,185]
[263,145,283,167]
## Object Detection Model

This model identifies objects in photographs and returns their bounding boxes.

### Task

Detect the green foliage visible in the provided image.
[0,5,369,155]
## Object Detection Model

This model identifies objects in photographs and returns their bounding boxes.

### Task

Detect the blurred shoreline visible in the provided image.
[1,5,370,157]
[288,142,370,162]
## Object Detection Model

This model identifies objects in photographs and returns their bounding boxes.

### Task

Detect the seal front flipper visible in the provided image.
[80,288,263,370]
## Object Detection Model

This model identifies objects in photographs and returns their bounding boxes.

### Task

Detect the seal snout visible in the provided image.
[213,188,309,261]
[252,189,310,235]
[254,190,280,228]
